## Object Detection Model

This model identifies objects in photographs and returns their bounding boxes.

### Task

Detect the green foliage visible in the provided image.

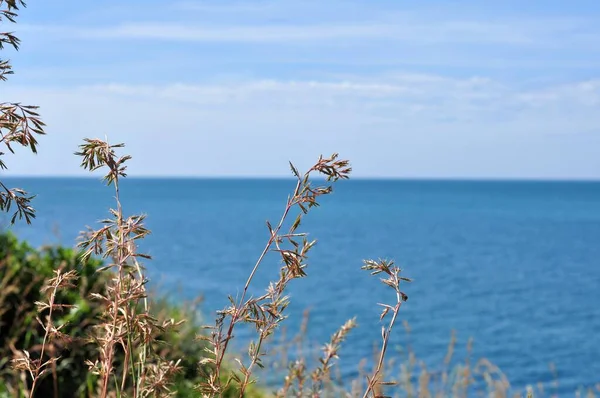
[0,232,105,396]
[0,232,264,397]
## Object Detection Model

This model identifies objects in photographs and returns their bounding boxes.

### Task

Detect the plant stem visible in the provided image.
[213,179,302,385]
[29,283,58,398]
[363,293,401,398]
[101,177,125,398]
[238,333,265,397]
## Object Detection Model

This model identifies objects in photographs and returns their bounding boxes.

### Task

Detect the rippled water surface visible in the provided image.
[6,178,600,393]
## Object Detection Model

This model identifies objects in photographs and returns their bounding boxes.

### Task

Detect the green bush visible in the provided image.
[0,232,105,397]
[0,232,263,397]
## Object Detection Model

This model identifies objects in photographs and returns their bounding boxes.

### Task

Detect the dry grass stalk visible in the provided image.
[197,154,351,396]
[75,139,182,398]
[195,155,415,398]
[12,268,78,397]
[309,317,357,396]
[271,316,358,397]
[360,259,411,398]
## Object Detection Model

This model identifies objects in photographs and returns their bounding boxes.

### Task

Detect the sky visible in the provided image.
[2,0,600,179]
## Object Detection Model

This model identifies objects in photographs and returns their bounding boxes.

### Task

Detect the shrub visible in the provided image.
[0,232,265,397]
[0,232,106,396]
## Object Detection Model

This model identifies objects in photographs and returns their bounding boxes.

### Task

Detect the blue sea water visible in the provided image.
[3,177,600,394]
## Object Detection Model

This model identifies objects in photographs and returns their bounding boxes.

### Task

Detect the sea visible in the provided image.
[3,177,600,395]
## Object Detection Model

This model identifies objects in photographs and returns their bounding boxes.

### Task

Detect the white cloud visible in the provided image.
[3,75,600,179]
[516,79,600,107]
[18,15,597,47]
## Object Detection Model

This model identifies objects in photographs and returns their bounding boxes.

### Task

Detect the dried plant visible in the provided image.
[75,139,182,398]
[267,260,411,398]
[309,317,357,396]
[0,0,46,225]
[197,154,351,396]
[193,154,414,398]
[273,316,358,398]
[12,268,78,397]
[360,259,411,397]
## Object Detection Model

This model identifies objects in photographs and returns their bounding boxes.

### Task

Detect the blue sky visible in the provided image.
[3,0,600,178]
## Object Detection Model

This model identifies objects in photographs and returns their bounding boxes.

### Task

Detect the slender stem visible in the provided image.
[213,178,302,388]
[29,283,58,398]
[244,180,301,293]
[238,333,266,397]
[362,293,402,398]
[122,285,138,395]
[101,176,126,398]
[101,283,120,397]
[121,335,131,392]
[133,256,148,396]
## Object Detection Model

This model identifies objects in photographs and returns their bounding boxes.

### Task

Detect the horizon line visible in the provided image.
[1,175,599,183]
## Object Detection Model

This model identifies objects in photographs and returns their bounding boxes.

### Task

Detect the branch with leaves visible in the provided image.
[0,0,46,225]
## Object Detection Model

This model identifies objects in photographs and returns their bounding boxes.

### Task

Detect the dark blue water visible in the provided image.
[3,178,600,394]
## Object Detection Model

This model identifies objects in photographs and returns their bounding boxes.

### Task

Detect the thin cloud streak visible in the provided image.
[18,17,597,48]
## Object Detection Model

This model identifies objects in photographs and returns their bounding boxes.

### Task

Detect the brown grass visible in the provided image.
[7,130,411,397]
